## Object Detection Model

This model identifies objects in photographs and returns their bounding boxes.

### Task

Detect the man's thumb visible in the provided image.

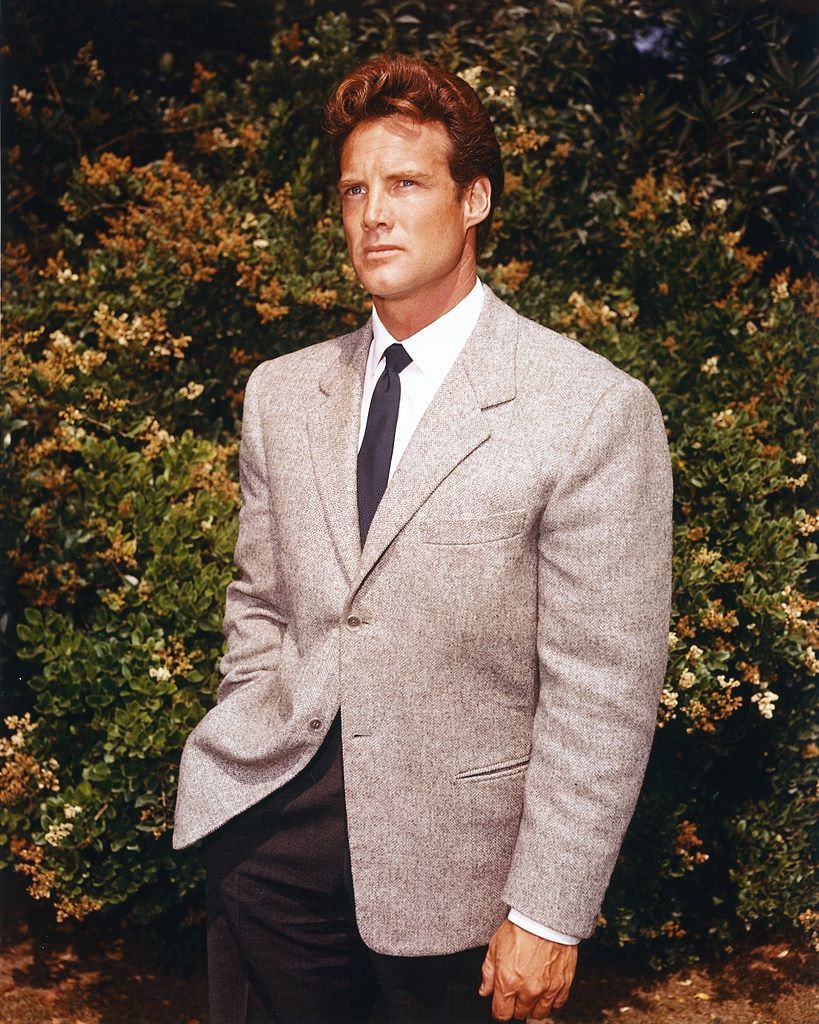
[478,953,495,996]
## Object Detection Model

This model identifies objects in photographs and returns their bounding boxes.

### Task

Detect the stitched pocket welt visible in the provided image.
[454,755,531,782]
[421,508,527,545]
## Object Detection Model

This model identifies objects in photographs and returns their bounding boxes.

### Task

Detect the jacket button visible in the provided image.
[346,615,361,628]
[309,718,323,731]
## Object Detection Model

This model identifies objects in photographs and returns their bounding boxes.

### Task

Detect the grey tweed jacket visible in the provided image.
[173,285,673,956]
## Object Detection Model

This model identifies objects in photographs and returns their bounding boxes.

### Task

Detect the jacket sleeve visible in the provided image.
[216,365,288,703]
[501,375,673,939]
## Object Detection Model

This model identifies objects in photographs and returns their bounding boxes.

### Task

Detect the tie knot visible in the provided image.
[384,343,412,375]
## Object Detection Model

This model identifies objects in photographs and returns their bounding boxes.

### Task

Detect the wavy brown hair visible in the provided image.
[324,53,504,253]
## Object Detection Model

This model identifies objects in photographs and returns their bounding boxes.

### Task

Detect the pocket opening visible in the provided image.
[454,755,531,781]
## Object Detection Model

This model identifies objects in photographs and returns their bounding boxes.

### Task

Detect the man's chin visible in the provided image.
[362,277,417,304]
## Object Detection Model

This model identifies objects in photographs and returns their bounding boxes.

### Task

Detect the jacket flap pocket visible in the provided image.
[421,508,527,545]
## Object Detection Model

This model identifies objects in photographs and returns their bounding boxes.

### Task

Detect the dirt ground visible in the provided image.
[1,890,816,1024]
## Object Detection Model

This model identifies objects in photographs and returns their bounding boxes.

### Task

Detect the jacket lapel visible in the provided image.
[306,287,520,593]
[355,286,519,589]
[307,320,372,586]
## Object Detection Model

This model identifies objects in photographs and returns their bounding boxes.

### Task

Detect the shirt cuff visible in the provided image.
[507,908,580,945]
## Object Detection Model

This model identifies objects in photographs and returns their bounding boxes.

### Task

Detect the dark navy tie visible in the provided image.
[357,343,413,545]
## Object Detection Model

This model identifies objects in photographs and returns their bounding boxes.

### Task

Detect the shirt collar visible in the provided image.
[369,278,484,385]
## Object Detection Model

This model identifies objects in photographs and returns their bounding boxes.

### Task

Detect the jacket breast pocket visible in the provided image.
[420,508,527,545]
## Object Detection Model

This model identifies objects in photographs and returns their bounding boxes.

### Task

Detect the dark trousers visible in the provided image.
[205,716,492,1024]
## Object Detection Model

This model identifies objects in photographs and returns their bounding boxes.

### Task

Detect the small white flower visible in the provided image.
[785,474,808,490]
[712,408,736,429]
[679,669,696,690]
[458,65,484,90]
[772,279,789,302]
[700,355,719,376]
[50,330,73,351]
[751,690,779,719]
[44,821,74,846]
[660,688,679,709]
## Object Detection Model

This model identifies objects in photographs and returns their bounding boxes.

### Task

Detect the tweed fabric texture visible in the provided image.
[173,285,673,955]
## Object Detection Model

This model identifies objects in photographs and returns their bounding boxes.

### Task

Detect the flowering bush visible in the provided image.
[1,9,816,957]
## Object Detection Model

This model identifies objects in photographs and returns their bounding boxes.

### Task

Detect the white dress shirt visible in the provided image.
[357,277,580,947]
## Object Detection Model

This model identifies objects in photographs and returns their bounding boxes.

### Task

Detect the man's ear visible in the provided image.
[464,176,492,229]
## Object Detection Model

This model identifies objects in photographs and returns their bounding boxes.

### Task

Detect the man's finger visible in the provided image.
[553,972,574,1008]
[511,986,540,1020]
[531,989,557,1020]
[513,993,540,1021]
[491,985,516,1022]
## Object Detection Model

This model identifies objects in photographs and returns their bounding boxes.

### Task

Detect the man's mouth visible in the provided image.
[363,245,402,257]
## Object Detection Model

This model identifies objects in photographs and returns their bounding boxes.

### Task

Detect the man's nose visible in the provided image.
[361,187,392,230]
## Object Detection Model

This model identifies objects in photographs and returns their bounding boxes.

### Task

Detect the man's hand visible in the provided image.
[479,920,578,1021]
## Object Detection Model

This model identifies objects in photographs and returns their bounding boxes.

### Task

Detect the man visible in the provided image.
[173,53,673,1024]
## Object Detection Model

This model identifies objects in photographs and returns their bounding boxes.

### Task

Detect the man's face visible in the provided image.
[339,116,482,305]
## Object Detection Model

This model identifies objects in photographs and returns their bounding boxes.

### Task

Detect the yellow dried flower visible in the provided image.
[493,260,532,293]
[177,381,205,400]
[669,218,692,238]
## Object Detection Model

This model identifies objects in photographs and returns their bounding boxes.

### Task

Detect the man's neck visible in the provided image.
[372,263,478,342]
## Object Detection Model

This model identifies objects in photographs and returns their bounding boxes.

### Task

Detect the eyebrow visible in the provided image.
[337,170,434,191]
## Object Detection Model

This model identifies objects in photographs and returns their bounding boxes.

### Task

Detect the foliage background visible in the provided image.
[2,0,817,966]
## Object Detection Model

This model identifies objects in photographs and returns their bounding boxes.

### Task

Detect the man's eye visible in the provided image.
[399,179,415,187]
[346,185,364,196]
